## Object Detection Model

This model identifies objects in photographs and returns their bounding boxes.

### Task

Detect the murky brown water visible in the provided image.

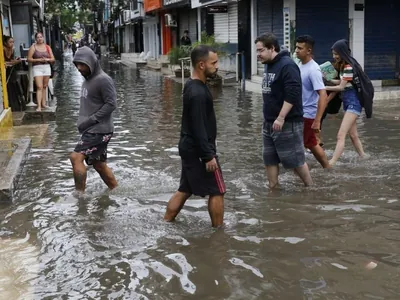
[1,54,400,299]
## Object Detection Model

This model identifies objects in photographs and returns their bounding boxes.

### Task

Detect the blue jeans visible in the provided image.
[342,89,362,116]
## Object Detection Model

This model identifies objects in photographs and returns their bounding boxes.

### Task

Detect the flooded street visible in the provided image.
[1,54,400,299]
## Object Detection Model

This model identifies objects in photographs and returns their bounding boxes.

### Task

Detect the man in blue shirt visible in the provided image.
[295,35,330,168]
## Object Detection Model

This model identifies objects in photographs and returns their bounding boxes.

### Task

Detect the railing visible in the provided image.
[235,52,246,91]
[179,57,191,90]
[178,53,246,91]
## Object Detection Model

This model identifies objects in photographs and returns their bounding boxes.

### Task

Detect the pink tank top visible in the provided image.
[32,44,51,65]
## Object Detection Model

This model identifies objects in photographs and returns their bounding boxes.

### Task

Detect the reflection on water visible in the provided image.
[1,54,400,299]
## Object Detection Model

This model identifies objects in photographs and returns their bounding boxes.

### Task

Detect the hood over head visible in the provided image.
[73,46,100,77]
[331,39,354,65]
[331,38,364,79]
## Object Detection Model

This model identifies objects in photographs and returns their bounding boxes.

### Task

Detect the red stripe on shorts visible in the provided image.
[214,168,226,194]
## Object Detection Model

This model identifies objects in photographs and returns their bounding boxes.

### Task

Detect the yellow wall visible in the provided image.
[0,108,12,129]
[0,14,13,127]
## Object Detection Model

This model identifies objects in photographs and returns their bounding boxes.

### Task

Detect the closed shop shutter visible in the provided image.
[188,9,197,42]
[256,0,283,42]
[256,0,283,75]
[296,0,348,65]
[179,10,189,38]
[365,0,400,80]
[179,9,197,43]
[228,3,238,44]
[214,12,229,43]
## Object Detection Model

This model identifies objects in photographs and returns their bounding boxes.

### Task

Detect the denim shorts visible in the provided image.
[342,88,362,116]
[262,121,305,169]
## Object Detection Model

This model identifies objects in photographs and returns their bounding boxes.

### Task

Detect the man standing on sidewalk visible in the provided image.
[70,46,118,192]
[295,35,330,168]
[255,33,313,188]
[164,45,226,228]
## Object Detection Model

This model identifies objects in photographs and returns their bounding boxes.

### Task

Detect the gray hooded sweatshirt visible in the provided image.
[73,46,117,134]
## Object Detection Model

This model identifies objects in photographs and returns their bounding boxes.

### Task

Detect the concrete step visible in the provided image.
[0,138,31,202]
[146,59,162,70]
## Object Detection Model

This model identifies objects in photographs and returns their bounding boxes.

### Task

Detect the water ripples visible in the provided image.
[1,55,400,299]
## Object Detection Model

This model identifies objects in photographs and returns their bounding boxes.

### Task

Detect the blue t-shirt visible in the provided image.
[298,59,325,119]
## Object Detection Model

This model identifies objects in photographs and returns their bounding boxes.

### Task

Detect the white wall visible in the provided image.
[349,0,365,69]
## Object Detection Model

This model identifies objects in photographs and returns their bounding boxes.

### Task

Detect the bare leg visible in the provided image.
[349,121,365,157]
[70,152,87,192]
[309,145,331,168]
[164,191,191,222]
[93,161,118,190]
[265,165,279,189]
[329,112,358,166]
[208,195,224,228]
[294,163,313,186]
[34,76,43,111]
[42,76,50,108]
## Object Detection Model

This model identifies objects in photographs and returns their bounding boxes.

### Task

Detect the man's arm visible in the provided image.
[190,94,214,162]
[90,77,117,123]
[310,68,328,125]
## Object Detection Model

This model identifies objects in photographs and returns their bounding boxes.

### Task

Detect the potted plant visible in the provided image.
[191,32,226,87]
[168,46,191,78]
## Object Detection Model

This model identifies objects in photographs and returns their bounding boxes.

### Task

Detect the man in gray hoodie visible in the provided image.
[71,46,118,192]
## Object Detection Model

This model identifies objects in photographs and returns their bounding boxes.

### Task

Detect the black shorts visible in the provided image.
[178,157,226,197]
[74,132,113,165]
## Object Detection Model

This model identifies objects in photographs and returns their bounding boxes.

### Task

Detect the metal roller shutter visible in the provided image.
[365,0,400,80]
[228,3,238,44]
[214,3,237,43]
[296,0,349,65]
[214,12,229,43]
[179,11,189,38]
[180,9,197,43]
[188,9,198,42]
[256,0,283,42]
[256,0,283,75]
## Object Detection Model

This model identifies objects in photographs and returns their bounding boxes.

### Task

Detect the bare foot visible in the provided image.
[36,108,41,112]
[328,160,335,166]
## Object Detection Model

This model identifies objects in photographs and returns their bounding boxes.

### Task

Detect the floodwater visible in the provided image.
[1,54,400,299]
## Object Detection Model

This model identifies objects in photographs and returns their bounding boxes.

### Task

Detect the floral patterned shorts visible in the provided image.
[74,132,113,165]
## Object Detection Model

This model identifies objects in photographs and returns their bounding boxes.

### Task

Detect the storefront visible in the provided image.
[255,0,283,75]
[144,0,162,59]
[296,0,349,64]
[178,6,197,45]
[364,0,400,80]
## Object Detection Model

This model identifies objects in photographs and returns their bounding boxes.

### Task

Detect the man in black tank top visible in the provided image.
[164,45,226,228]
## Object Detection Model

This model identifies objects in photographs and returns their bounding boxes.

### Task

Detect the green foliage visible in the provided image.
[168,32,227,67]
[168,46,191,65]
[60,9,91,34]
[192,32,227,57]
[45,0,100,12]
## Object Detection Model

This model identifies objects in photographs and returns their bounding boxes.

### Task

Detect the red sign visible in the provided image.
[144,0,162,12]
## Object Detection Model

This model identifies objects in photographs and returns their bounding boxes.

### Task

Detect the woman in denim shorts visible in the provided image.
[324,39,366,166]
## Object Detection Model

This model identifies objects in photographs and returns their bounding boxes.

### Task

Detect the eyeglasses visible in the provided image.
[256,48,269,53]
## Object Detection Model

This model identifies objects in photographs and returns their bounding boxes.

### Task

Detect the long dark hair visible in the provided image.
[3,35,13,46]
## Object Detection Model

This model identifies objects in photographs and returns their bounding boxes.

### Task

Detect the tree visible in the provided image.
[45,0,101,13]
[60,9,92,34]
